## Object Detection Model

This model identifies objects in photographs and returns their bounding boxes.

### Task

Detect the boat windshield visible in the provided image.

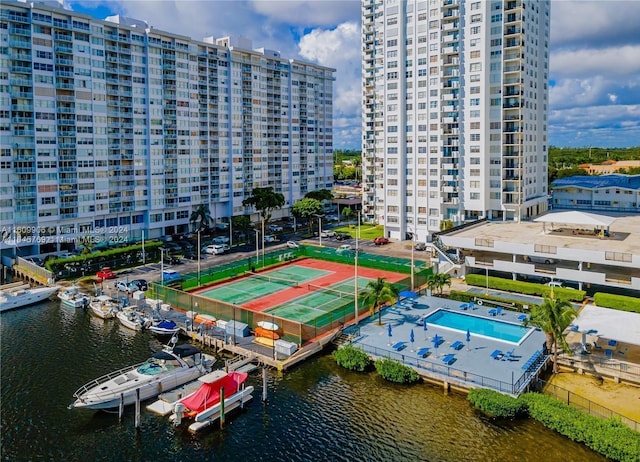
[137,357,181,376]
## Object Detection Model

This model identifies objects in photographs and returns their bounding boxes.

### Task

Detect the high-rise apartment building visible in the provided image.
[361,0,549,242]
[0,1,334,257]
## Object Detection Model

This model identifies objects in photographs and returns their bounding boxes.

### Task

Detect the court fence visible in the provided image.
[153,246,433,345]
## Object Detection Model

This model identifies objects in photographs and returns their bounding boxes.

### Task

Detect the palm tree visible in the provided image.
[190,204,211,232]
[362,277,398,325]
[426,272,451,295]
[525,296,577,373]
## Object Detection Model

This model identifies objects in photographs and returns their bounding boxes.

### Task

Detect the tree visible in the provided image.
[440,220,454,231]
[231,215,251,240]
[524,296,577,373]
[362,277,398,325]
[190,204,211,232]
[305,189,334,202]
[426,272,451,295]
[291,198,323,232]
[242,187,285,226]
[342,206,353,223]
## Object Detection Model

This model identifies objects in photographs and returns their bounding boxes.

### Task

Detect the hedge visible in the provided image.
[449,290,532,311]
[520,393,640,462]
[374,358,420,384]
[465,274,585,302]
[467,389,528,418]
[332,344,372,372]
[593,293,640,313]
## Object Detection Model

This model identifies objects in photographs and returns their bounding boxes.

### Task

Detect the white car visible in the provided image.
[286,241,299,249]
[203,244,229,255]
[336,244,353,253]
[264,235,277,243]
[211,236,230,244]
[320,230,336,238]
[268,224,283,232]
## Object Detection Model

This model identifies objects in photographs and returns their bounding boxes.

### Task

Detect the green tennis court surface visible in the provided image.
[265,277,373,324]
[197,265,330,305]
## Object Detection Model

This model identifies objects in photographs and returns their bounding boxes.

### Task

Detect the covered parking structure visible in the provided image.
[534,211,618,238]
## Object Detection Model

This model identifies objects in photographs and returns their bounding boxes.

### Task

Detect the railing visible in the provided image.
[536,379,639,431]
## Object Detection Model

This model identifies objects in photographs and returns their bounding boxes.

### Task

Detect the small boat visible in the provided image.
[169,370,253,432]
[116,307,152,331]
[69,337,216,411]
[254,326,280,340]
[57,286,90,308]
[148,319,181,336]
[257,321,280,331]
[0,285,60,312]
[89,295,121,319]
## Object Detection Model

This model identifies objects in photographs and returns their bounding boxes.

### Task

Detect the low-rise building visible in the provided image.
[551,175,640,213]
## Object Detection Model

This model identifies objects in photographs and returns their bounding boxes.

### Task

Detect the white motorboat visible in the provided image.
[0,285,60,313]
[148,319,181,336]
[70,337,215,411]
[257,320,280,331]
[169,370,253,432]
[89,295,120,319]
[116,307,152,331]
[57,285,90,308]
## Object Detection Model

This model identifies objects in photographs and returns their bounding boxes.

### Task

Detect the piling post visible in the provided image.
[219,387,225,429]
[262,367,268,402]
[135,388,141,429]
[118,393,124,421]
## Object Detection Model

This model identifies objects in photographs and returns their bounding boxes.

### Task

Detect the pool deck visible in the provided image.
[349,294,548,395]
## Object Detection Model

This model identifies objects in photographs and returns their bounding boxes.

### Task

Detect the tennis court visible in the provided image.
[264,277,373,324]
[196,265,330,305]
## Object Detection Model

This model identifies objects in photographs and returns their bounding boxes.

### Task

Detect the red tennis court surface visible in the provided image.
[195,258,407,314]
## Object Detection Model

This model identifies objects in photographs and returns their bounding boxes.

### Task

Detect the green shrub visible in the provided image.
[520,393,640,462]
[465,274,585,302]
[332,345,372,372]
[374,358,420,384]
[593,293,640,313]
[467,388,528,418]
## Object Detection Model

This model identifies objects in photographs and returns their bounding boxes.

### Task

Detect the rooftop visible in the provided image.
[552,174,640,191]
[443,214,640,256]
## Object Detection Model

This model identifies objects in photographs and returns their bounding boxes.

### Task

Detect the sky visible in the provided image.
[65,0,640,150]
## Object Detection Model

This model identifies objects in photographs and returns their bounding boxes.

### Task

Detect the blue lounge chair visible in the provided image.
[392,341,406,352]
[459,303,468,310]
[496,307,503,316]
[501,348,515,361]
[468,301,475,310]
[517,314,527,322]
[442,354,456,365]
[490,349,503,360]
[488,308,497,316]
[451,340,464,350]
[608,339,617,347]
[568,324,579,332]
[605,349,613,359]
[416,347,430,358]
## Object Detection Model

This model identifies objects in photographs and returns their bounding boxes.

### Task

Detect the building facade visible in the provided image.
[0,1,334,258]
[361,0,549,243]
[551,175,640,213]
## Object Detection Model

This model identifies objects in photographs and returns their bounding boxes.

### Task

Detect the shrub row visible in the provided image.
[465,274,585,302]
[593,293,640,313]
[468,389,640,462]
[333,345,419,384]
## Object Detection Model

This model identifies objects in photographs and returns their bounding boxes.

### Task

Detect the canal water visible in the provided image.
[1,300,605,462]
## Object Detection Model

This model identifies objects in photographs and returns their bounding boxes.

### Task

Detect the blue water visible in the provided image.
[425,309,530,343]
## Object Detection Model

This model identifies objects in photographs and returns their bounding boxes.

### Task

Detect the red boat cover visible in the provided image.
[180,371,248,413]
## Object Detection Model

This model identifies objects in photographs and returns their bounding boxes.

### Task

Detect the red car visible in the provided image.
[96,267,115,280]
[374,237,389,245]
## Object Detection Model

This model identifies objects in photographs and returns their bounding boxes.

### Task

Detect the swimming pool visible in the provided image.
[424,309,531,344]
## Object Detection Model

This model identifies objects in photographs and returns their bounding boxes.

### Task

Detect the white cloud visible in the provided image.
[250,0,359,27]
[551,46,640,79]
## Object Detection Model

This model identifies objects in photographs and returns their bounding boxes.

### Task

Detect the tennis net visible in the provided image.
[307,283,354,300]
[247,272,299,288]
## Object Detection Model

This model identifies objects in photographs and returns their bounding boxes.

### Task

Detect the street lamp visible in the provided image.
[254,229,259,268]
[314,214,323,246]
[160,247,165,284]
[192,301,198,333]
[261,218,265,268]
[197,229,201,287]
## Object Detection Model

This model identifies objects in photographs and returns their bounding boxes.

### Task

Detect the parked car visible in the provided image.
[211,236,230,245]
[96,267,115,280]
[24,257,45,267]
[286,241,299,249]
[524,255,556,265]
[415,242,427,251]
[546,280,566,288]
[182,249,204,260]
[128,279,148,291]
[320,230,336,238]
[203,244,229,255]
[374,237,389,245]
[264,235,277,243]
[114,280,130,292]
[267,224,283,233]
[336,244,353,254]
[325,214,339,222]
[335,233,350,241]
[165,255,182,265]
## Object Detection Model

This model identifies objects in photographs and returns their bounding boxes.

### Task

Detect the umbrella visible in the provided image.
[387,323,392,345]
[410,329,415,350]
[432,334,442,356]
[399,290,418,299]
[466,328,471,350]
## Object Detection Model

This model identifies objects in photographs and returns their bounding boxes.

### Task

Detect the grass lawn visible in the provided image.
[333,224,384,239]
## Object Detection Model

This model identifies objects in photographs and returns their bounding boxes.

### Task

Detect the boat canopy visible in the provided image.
[172,344,201,358]
[152,350,177,360]
[180,371,248,413]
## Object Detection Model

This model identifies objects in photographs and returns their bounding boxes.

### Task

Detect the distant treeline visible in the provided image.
[549,146,640,181]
